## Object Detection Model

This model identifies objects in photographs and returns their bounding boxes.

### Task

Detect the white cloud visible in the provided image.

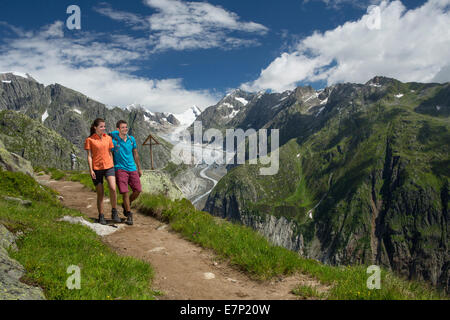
[94,0,268,51]
[0,21,219,113]
[145,0,268,51]
[93,2,150,30]
[242,0,450,92]
[303,0,383,10]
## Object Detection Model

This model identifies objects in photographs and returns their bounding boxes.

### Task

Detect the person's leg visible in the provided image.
[129,190,141,205]
[116,170,131,214]
[128,171,142,208]
[122,191,131,212]
[96,183,104,214]
[93,169,107,224]
[106,175,117,210]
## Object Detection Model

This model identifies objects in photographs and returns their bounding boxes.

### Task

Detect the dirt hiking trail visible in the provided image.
[38,174,327,300]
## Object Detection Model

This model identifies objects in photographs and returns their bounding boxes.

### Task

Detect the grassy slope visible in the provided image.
[206,81,449,291]
[25,167,448,299]
[134,193,447,300]
[0,168,157,299]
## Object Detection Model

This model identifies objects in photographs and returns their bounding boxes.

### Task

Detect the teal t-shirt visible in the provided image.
[109,131,137,172]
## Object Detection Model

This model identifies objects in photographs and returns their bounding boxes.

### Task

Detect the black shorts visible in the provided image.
[92,167,115,186]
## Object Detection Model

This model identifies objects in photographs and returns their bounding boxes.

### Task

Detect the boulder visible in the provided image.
[0,139,34,176]
[0,224,46,300]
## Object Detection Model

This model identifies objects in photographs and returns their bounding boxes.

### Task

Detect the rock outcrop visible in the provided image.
[0,224,46,300]
[140,170,184,201]
[0,110,80,170]
[0,138,34,176]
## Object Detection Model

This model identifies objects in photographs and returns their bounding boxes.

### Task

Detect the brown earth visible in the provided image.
[38,174,329,300]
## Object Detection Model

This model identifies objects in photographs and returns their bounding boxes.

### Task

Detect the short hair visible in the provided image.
[116,120,127,129]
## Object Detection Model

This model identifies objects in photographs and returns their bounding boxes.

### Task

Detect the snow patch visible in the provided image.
[173,106,201,126]
[225,109,239,119]
[234,97,248,106]
[220,102,233,109]
[304,92,318,103]
[436,106,441,111]
[73,108,82,115]
[315,107,325,117]
[2,80,11,84]
[369,83,382,88]
[271,103,281,110]
[320,98,328,105]
[41,110,49,122]
[395,93,404,98]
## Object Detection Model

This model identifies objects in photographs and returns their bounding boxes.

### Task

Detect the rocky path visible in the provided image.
[38,174,325,300]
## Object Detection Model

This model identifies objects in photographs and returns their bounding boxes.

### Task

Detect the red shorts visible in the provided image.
[116,170,142,194]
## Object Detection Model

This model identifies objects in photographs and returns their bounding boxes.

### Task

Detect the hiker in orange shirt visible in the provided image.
[84,118,119,225]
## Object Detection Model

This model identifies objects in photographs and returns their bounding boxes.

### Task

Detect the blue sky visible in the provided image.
[0,0,449,113]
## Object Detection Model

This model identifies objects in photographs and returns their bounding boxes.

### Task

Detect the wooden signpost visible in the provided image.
[142,134,160,170]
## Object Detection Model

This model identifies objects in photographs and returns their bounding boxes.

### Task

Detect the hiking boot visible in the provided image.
[111,208,121,223]
[98,214,107,225]
[125,212,133,225]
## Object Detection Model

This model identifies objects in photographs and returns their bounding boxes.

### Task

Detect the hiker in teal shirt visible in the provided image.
[109,120,143,225]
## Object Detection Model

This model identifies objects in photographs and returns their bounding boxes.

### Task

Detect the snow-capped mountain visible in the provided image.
[173,105,202,126]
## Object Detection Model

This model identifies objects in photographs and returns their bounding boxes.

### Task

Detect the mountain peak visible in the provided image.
[0,71,36,81]
[366,76,401,87]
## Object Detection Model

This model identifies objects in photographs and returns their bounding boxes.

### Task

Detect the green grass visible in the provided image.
[47,168,66,180]
[134,192,448,300]
[0,168,157,300]
[292,285,325,299]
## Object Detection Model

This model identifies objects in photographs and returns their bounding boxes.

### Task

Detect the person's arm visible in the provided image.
[87,149,96,179]
[109,136,115,165]
[132,148,143,177]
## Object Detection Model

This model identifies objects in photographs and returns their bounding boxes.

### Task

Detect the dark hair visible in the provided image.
[90,118,105,136]
[116,120,127,129]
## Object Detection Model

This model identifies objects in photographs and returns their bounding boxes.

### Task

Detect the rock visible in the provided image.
[0,224,46,300]
[203,272,215,280]
[156,224,167,231]
[0,141,34,176]
[2,196,32,207]
[57,216,124,236]
[0,110,81,170]
[140,170,184,201]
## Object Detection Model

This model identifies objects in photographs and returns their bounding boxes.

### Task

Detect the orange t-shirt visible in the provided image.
[84,134,114,170]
